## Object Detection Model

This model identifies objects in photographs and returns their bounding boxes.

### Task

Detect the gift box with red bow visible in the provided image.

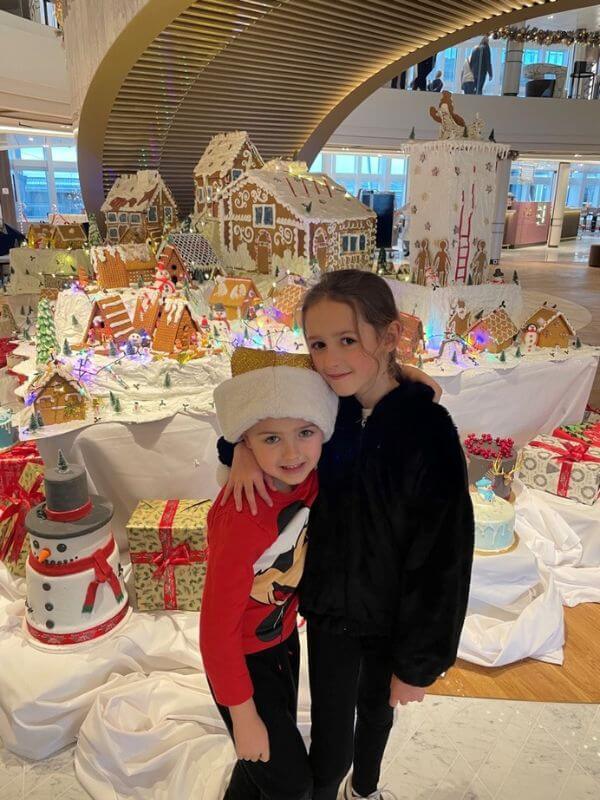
[127,499,211,611]
[552,422,600,447]
[0,462,45,577]
[0,441,44,496]
[519,434,600,506]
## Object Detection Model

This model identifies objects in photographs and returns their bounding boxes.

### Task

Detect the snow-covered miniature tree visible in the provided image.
[62,338,72,356]
[36,298,58,365]
[87,213,103,246]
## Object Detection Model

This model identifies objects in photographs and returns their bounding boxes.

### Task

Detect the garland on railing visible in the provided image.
[492,25,600,47]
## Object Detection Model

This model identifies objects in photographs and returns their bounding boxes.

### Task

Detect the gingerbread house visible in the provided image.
[521,304,575,349]
[397,311,425,364]
[118,226,147,245]
[152,298,199,354]
[28,363,88,426]
[209,277,262,322]
[194,131,263,217]
[267,283,307,329]
[166,232,221,277]
[90,244,157,289]
[0,303,17,338]
[467,307,518,353]
[84,295,134,346]
[50,224,87,249]
[157,244,189,286]
[132,289,161,335]
[27,223,54,249]
[219,161,376,274]
[42,273,74,290]
[101,170,178,245]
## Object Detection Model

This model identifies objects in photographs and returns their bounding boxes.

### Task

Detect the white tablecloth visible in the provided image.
[514,480,600,606]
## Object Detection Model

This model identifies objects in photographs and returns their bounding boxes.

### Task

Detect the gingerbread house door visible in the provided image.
[256,230,272,274]
[313,228,328,271]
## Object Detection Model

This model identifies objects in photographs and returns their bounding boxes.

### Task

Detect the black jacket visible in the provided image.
[469,43,492,84]
[218,380,474,688]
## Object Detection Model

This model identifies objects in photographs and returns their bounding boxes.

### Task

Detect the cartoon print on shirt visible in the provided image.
[252,500,309,642]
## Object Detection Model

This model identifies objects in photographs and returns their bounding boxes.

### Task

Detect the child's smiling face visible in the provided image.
[244,417,323,490]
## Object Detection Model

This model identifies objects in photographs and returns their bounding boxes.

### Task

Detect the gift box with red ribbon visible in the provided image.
[0,338,18,369]
[519,434,600,505]
[0,462,45,577]
[552,421,600,448]
[0,441,43,496]
[127,499,211,611]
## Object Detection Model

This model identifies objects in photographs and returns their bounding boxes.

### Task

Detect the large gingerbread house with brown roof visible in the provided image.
[90,244,157,289]
[101,170,177,245]
[209,276,262,321]
[219,161,376,275]
[152,298,199,354]
[521,303,575,349]
[84,296,134,346]
[194,131,263,217]
[28,363,89,426]
[467,306,518,353]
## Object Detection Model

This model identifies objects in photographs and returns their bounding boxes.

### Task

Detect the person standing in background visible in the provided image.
[469,36,493,95]
[461,58,476,94]
[411,56,436,91]
[428,70,444,92]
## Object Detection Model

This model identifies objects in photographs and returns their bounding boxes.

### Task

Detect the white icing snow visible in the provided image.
[193,131,262,178]
[101,170,177,213]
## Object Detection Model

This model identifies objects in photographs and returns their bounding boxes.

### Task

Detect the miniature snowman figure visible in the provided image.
[522,324,539,353]
[127,332,142,354]
[152,267,175,296]
[25,451,128,645]
[475,476,495,503]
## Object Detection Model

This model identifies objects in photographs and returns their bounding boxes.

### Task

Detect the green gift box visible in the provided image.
[127,499,211,611]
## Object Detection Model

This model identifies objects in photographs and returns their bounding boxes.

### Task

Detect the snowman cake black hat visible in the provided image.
[25,451,113,540]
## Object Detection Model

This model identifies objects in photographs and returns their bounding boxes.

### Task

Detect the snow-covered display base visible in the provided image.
[7,247,91,295]
[387,279,523,341]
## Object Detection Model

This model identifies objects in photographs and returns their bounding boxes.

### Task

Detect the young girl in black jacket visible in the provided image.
[220,270,474,800]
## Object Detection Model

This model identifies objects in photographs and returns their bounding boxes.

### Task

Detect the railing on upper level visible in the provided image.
[0,0,61,29]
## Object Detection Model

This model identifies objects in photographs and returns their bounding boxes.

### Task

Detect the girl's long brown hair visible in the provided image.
[301,269,402,380]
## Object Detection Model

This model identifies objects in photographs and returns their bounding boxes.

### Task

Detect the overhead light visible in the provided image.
[0,124,74,137]
[574,153,582,157]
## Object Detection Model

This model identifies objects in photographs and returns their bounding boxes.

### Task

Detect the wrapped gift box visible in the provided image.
[553,422,600,447]
[519,434,600,506]
[127,499,211,611]
[0,441,43,495]
[0,462,45,577]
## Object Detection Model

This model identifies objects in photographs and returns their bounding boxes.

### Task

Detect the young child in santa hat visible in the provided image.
[200,347,338,800]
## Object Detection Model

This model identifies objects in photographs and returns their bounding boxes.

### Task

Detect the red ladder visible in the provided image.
[454,184,474,283]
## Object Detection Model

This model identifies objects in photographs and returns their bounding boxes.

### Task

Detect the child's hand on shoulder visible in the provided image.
[231,700,270,762]
[221,441,276,515]
[389,675,426,707]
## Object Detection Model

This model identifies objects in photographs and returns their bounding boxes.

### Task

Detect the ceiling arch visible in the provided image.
[77,0,598,216]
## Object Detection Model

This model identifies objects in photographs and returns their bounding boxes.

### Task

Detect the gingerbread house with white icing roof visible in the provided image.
[219,161,376,275]
[84,296,134,346]
[132,288,161,334]
[209,276,261,321]
[28,362,89,426]
[467,306,518,354]
[101,170,178,245]
[152,297,199,354]
[521,303,575,349]
[90,244,157,289]
[194,131,263,217]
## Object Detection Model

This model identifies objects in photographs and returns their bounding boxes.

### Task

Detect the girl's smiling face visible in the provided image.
[304,299,400,406]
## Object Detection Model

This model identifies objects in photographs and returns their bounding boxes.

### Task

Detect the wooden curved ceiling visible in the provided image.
[81,0,595,215]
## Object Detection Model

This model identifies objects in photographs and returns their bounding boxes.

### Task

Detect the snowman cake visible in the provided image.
[25,451,128,645]
[470,477,516,554]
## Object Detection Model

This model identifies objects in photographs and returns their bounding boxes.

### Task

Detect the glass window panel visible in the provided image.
[51,146,77,162]
[148,206,158,223]
[254,206,263,225]
[390,158,406,175]
[334,154,356,173]
[361,156,379,174]
[523,49,539,65]
[263,206,274,225]
[359,234,366,251]
[13,168,50,219]
[10,146,45,161]
[309,153,323,172]
[54,171,84,213]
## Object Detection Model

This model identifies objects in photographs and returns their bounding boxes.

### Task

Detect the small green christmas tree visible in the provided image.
[515,345,522,358]
[87,213,102,246]
[108,339,118,356]
[109,391,117,408]
[36,297,58,365]
[417,354,424,369]
[451,350,458,364]
[62,338,72,356]
[575,336,582,349]
[164,372,171,389]
[137,275,144,289]
[20,305,25,316]
[499,349,506,363]
[113,397,122,413]
[57,450,68,470]
[377,247,388,273]
[408,126,416,140]
[71,315,79,327]
[29,413,38,432]
[36,412,44,428]
[512,270,519,285]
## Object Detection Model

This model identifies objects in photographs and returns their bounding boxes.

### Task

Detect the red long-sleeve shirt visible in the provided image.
[200,472,318,706]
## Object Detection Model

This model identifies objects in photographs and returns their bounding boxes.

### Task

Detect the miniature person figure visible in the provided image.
[433,239,451,287]
[470,239,488,285]
[475,476,495,503]
[448,299,471,337]
[522,323,539,353]
[415,238,430,286]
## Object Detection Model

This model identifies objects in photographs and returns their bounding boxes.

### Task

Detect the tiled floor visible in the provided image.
[1,695,600,799]
[1,236,598,799]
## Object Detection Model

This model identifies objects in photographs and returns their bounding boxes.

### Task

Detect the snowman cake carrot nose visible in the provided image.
[37,548,51,563]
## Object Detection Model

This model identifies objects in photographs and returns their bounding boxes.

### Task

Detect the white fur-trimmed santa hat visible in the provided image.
[214,348,338,443]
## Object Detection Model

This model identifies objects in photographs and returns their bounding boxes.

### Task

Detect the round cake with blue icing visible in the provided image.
[471,478,516,554]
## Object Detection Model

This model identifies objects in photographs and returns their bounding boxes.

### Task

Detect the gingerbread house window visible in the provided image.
[231,169,242,181]
[205,186,213,202]
[164,207,173,222]
[254,204,275,227]
[197,187,205,202]
[108,227,118,240]
[130,213,142,225]
[118,212,128,223]
[148,206,158,223]
[340,234,366,254]
[107,212,117,222]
